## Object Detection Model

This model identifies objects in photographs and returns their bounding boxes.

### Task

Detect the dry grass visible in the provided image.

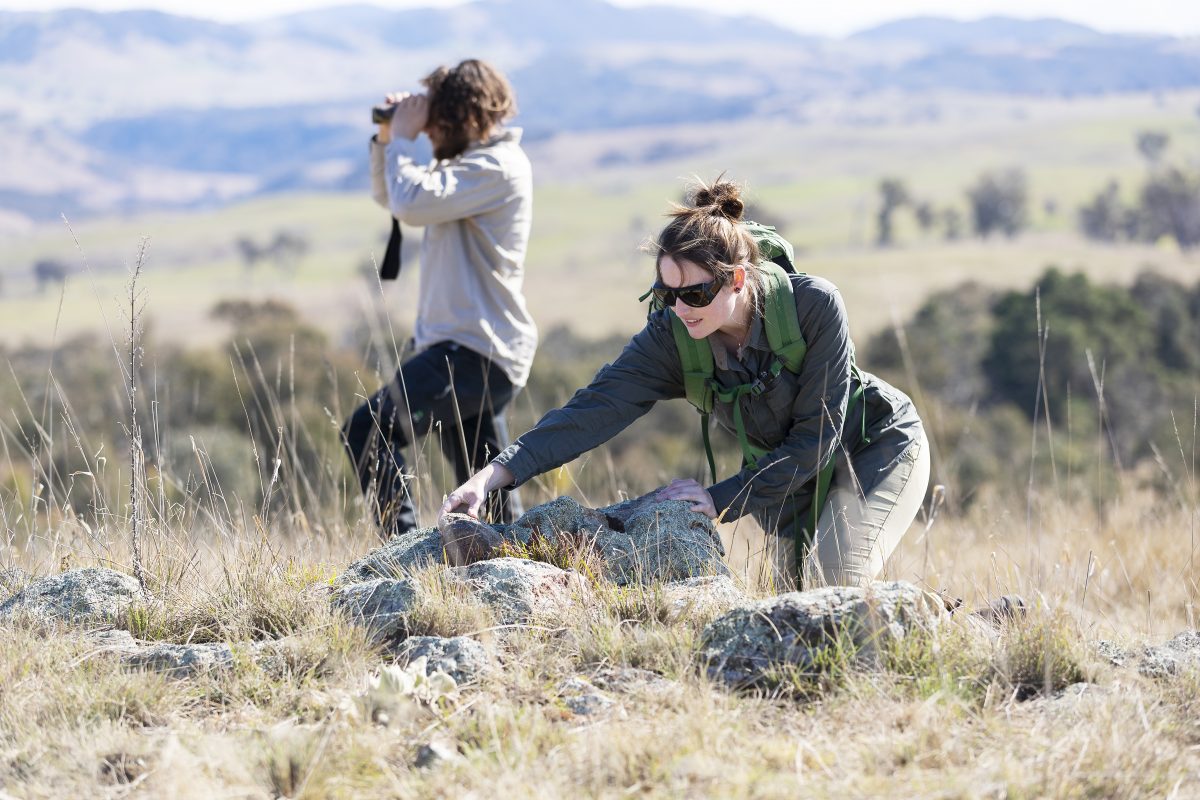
[2,485,1198,798]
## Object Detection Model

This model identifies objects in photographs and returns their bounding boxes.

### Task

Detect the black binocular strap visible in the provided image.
[380,217,403,280]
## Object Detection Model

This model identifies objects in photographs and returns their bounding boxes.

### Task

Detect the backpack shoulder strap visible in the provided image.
[757,261,807,373]
[669,313,714,414]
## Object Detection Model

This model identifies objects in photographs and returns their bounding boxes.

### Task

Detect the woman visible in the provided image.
[442,178,929,588]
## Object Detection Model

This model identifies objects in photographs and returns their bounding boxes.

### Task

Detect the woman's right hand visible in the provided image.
[440,462,515,520]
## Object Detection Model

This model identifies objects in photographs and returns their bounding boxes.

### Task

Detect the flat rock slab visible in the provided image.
[395,635,492,685]
[446,557,593,626]
[0,567,143,626]
[124,642,236,677]
[700,581,947,688]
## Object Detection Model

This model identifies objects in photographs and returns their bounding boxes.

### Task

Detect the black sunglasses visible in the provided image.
[651,277,724,308]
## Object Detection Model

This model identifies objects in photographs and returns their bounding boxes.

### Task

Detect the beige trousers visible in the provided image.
[764,432,931,590]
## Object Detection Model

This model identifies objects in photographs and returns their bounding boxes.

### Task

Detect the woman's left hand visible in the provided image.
[656,478,717,518]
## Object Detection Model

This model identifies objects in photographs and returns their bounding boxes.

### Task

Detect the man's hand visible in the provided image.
[440,462,515,521]
[655,478,717,518]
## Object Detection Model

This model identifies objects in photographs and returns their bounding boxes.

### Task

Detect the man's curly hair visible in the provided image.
[421,59,517,161]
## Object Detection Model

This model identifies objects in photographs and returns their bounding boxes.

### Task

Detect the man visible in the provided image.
[343,59,535,538]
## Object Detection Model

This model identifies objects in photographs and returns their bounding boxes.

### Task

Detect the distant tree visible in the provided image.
[966,169,1028,238]
[913,201,936,234]
[1078,181,1127,242]
[1135,130,1170,166]
[268,231,309,273]
[876,177,910,246]
[941,207,963,241]
[1042,197,1058,218]
[33,259,68,292]
[235,237,267,271]
[1138,166,1200,250]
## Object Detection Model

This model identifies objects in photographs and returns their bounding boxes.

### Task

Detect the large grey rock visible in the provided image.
[0,567,142,626]
[446,557,593,625]
[593,499,727,584]
[395,635,492,684]
[124,642,236,677]
[700,581,947,688]
[337,527,444,585]
[518,496,609,541]
[1137,630,1200,678]
[331,577,422,642]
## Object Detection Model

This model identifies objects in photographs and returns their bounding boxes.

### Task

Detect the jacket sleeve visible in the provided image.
[707,284,853,522]
[377,136,520,227]
[494,312,685,486]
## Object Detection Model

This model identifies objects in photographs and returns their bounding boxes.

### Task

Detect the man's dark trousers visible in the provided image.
[342,341,522,538]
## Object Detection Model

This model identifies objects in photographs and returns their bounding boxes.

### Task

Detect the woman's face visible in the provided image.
[658,255,742,340]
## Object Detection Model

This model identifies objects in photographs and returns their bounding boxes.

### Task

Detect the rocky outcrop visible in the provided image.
[700,581,947,688]
[395,636,492,685]
[0,567,143,626]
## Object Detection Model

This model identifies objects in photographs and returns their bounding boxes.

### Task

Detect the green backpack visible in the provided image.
[647,221,865,546]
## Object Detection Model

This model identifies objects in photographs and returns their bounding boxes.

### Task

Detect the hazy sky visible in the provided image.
[7,0,1200,37]
[2,0,1198,37]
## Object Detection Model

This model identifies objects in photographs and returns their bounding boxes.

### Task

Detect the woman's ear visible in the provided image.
[732,265,747,291]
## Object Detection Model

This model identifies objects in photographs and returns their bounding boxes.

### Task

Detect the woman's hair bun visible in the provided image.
[692,179,745,221]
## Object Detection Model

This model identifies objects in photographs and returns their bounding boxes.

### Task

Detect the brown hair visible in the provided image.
[652,177,762,297]
[421,59,517,161]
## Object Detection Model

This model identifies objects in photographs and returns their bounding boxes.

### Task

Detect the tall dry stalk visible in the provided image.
[124,238,150,590]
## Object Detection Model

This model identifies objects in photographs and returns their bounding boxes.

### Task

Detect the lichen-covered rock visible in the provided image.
[557,676,617,716]
[0,567,143,626]
[86,628,141,654]
[516,496,609,541]
[660,575,746,621]
[124,642,236,677]
[446,557,593,625]
[395,635,492,684]
[331,577,422,642]
[1137,630,1200,678]
[337,527,444,585]
[594,499,727,584]
[700,581,947,688]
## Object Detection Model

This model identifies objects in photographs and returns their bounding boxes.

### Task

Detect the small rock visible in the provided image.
[331,577,422,643]
[700,581,948,688]
[86,629,141,654]
[970,595,1028,626]
[0,567,143,626]
[394,636,491,685]
[124,642,235,677]
[414,739,461,769]
[558,677,616,716]
[1138,630,1200,678]
[661,575,746,620]
[439,513,506,566]
[1093,639,1132,667]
